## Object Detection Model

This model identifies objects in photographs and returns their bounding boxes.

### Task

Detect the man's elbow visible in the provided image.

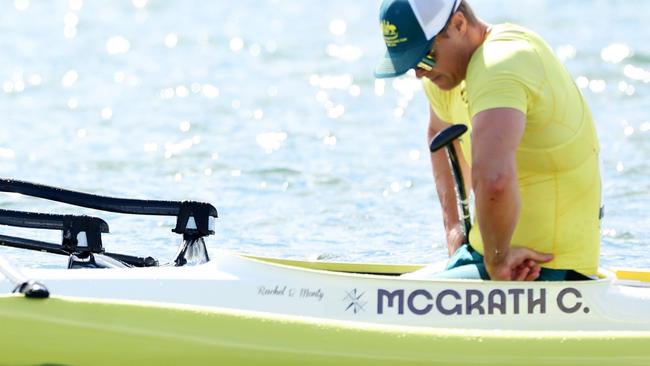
[427,125,442,142]
[472,165,516,200]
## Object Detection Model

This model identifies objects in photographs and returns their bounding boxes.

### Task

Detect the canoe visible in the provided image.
[2,178,650,364]
[2,251,650,365]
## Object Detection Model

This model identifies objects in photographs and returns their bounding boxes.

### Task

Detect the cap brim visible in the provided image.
[374,39,432,78]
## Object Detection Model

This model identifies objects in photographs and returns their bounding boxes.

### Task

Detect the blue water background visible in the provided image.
[1,0,649,269]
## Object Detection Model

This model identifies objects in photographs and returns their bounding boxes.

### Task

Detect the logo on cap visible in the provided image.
[381,20,407,47]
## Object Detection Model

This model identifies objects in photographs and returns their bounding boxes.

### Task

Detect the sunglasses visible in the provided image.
[415,4,457,71]
[416,45,437,71]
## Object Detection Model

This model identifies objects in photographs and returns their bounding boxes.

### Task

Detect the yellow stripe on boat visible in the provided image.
[612,268,650,282]
[244,254,424,275]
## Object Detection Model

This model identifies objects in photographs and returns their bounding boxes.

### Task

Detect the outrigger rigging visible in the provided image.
[0,178,218,269]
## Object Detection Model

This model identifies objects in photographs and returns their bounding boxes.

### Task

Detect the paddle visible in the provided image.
[429,124,472,236]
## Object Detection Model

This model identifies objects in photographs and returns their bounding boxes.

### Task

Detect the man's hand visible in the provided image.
[445,224,466,257]
[484,247,553,281]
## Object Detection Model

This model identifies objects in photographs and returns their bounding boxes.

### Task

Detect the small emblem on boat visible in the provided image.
[344,289,367,314]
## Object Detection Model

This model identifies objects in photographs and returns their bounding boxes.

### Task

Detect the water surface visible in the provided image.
[1,0,649,269]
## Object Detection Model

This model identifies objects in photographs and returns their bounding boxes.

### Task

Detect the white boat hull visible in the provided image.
[2,250,650,332]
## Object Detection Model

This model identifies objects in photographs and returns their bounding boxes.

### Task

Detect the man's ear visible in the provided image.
[450,12,468,36]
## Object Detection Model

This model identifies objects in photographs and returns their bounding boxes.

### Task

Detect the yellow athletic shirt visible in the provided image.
[422,23,601,275]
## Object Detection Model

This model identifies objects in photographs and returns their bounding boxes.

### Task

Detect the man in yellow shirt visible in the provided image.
[375,0,601,281]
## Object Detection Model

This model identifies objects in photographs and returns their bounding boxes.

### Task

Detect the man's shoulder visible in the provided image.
[489,23,539,41]
[482,24,538,61]
[469,23,546,78]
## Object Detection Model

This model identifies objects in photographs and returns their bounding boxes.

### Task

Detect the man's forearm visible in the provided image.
[473,169,520,265]
[430,145,465,255]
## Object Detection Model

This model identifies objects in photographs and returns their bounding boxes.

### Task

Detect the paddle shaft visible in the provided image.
[444,143,472,235]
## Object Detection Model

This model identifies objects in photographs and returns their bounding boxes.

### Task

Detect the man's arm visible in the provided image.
[427,107,471,256]
[471,108,553,280]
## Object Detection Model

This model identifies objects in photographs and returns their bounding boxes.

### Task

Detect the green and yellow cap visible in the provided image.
[374,0,460,78]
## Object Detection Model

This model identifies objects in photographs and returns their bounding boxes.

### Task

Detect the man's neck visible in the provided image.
[468,19,491,54]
